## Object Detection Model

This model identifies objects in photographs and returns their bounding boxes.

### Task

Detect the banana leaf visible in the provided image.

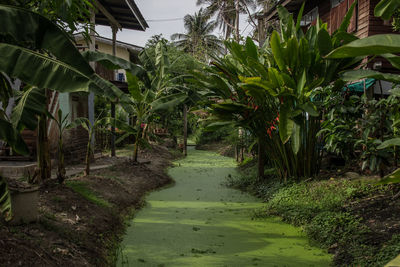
[326,34,400,58]
[377,168,400,185]
[0,176,11,221]
[377,138,400,149]
[0,5,93,76]
[341,69,400,83]
[11,86,46,131]
[81,50,147,78]
[374,0,400,20]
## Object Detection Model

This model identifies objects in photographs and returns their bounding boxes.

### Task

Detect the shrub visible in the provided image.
[305,211,369,248]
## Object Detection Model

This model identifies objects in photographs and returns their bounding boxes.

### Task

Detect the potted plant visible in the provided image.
[1,176,39,225]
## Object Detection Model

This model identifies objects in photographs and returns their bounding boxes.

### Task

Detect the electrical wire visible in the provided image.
[145,0,271,23]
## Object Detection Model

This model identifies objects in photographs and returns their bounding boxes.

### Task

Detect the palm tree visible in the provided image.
[171,8,223,60]
[196,0,259,40]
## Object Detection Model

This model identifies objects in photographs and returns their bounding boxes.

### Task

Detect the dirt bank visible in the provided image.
[0,145,178,266]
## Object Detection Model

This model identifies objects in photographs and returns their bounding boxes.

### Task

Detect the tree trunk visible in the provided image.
[111,102,116,157]
[183,104,188,156]
[133,125,141,162]
[57,129,66,183]
[257,135,266,180]
[235,0,240,42]
[37,113,51,182]
[84,132,92,176]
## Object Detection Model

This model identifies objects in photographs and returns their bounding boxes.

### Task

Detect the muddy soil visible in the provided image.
[0,145,178,267]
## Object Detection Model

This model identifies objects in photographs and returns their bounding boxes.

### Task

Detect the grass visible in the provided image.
[66,181,112,208]
[226,168,399,266]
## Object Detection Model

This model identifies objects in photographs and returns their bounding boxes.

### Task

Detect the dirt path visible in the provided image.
[118,148,331,266]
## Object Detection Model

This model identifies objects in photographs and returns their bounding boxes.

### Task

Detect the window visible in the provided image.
[117,72,125,82]
[301,7,318,26]
[331,0,345,8]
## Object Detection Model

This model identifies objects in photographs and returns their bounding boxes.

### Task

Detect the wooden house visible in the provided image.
[259,0,398,95]
[0,0,148,164]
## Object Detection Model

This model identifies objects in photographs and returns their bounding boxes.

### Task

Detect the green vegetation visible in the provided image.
[118,149,331,266]
[2,0,400,265]
[66,181,111,208]
[227,170,400,266]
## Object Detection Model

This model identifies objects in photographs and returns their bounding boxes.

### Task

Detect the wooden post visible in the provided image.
[183,104,188,156]
[111,25,117,157]
[88,8,96,143]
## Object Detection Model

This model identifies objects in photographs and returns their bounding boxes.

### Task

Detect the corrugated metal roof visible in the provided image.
[95,0,149,31]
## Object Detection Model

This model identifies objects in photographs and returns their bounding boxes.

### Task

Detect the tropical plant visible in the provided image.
[0,176,11,222]
[47,110,71,183]
[318,90,362,160]
[68,116,105,176]
[124,72,186,162]
[195,3,360,180]
[1,0,94,38]
[0,4,129,220]
[86,42,188,161]
[196,0,258,40]
[171,8,223,60]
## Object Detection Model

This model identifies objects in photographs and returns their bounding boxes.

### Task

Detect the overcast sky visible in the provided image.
[96,0,253,47]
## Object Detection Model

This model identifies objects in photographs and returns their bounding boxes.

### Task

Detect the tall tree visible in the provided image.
[196,0,258,40]
[171,8,223,60]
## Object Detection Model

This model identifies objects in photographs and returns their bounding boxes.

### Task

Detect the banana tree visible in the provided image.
[47,110,70,183]
[123,72,186,162]
[68,116,107,176]
[0,5,129,220]
[82,43,188,160]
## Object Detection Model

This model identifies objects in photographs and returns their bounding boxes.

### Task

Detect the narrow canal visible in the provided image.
[118,148,331,267]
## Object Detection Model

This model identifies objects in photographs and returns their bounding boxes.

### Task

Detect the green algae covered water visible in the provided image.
[117,148,331,267]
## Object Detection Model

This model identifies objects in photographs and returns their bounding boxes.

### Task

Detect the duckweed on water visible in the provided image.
[117,149,331,266]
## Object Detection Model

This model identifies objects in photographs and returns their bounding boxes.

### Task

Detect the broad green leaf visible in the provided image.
[338,0,358,32]
[241,77,278,97]
[0,5,93,76]
[0,43,91,93]
[382,53,400,69]
[0,118,29,155]
[297,70,307,95]
[377,138,400,149]
[279,104,294,144]
[291,122,301,154]
[342,69,400,83]
[151,93,187,111]
[374,0,400,20]
[377,168,400,185]
[11,87,46,131]
[317,29,332,56]
[245,37,258,60]
[126,72,143,102]
[299,38,311,68]
[0,176,12,221]
[81,51,146,77]
[205,121,234,131]
[333,31,359,45]
[68,117,90,132]
[270,31,286,72]
[300,102,319,117]
[287,37,299,70]
[296,2,306,32]
[327,34,400,58]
